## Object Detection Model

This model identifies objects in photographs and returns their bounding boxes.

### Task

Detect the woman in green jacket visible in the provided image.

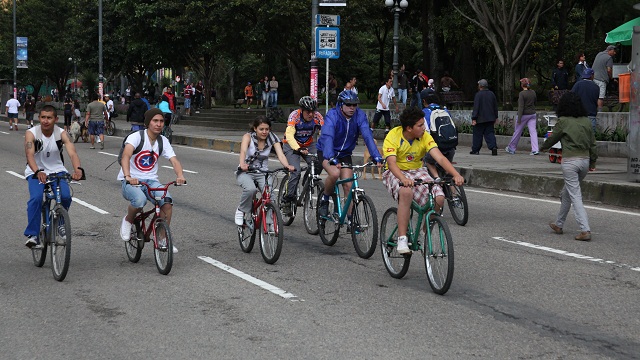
[541,92,597,241]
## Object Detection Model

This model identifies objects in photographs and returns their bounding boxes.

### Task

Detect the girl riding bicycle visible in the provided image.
[235,116,294,226]
[382,107,464,254]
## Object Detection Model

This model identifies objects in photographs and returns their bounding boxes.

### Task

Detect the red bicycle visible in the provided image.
[124,181,185,275]
[237,166,289,264]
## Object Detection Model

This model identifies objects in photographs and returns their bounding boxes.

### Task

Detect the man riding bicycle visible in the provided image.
[118,108,186,254]
[382,107,464,254]
[280,96,324,214]
[316,90,383,219]
[24,105,84,248]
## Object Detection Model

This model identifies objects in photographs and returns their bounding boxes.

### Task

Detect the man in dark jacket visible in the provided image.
[571,68,600,132]
[471,79,499,155]
[126,93,147,131]
[551,60,569,90]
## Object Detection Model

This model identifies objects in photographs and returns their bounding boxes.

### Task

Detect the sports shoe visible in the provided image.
[172,245,178,254]
[100,142,104,150]
[25,235,39,248]
[505,146,515,155]
[469,151,479,155]
[492,148,498,156]
[97,137,101,143]
[396,235,411,254]
[530,151,539,155]
[318,199,329,218]
[575,231,591,241]
[549,223,563,234]
[235,208,244,226]
[57,225,66,240]
[120,216,132,241]
[89,145,95,149]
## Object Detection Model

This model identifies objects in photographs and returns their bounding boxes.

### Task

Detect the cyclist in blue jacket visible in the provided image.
[317,90,383,217]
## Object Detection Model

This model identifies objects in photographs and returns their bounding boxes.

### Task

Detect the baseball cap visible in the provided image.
[606,45,617,51]
[478,79,489,88]
[582,68,595,79]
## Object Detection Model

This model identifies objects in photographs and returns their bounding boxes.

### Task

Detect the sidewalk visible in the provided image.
[2,112,639,209]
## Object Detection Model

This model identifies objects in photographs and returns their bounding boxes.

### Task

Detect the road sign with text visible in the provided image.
[316,27,340,59]
[316,14,340,26]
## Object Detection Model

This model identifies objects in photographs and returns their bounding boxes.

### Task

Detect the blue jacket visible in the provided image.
[317,106,382,162]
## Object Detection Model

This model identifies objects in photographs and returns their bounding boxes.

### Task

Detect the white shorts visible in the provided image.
[593,79,607,99]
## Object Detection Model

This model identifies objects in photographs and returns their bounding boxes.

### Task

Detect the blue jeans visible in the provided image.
[269,90,278,107]
[588,116,597,133]
[397,89,407,105]
[122,179,172,209]
[25,173,72,237]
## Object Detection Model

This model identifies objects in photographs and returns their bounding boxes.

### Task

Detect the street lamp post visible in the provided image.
[385,0,408,94]
[69,57,77,100]
[13,0,17,99]
[98,0,103,98]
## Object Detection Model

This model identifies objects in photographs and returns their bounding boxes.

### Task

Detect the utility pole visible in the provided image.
[310,0,319,99]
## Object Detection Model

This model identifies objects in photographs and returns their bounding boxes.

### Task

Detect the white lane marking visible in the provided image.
[0,131,10,135]
[99,151,118,157]
[6,171,109,214]
[492,236,640,272]
[198,256,303,301]
[162,165,197,174]
[467,189,640,217]
[7,170,25,179]
[73,198,110,214]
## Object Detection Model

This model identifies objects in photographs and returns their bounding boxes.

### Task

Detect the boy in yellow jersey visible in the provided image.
[382,107,464,254]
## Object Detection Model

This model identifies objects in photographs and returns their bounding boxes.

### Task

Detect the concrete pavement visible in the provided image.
[2,112,639,209]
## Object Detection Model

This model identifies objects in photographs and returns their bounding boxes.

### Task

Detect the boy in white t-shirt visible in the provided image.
[118,108,186,253]
[371,77,398,132]
[5,95,21,131]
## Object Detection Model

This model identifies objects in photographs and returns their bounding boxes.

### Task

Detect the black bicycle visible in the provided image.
[435,163,468,226]
[277,153,324,235]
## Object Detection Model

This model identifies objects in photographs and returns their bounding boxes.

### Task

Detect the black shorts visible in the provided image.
[317,150,353,167]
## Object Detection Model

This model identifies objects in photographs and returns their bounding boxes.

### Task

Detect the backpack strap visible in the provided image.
[132,129,146,155]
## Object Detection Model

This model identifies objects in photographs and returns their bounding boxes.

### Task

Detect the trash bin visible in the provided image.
[619,72,630,103]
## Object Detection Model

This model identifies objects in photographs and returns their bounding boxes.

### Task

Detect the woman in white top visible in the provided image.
[235,116,294,225]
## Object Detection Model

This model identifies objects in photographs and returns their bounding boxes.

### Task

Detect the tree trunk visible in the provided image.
[503,66,515,111]
[287,58,306,103]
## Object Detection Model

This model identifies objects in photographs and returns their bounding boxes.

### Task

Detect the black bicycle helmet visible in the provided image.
[337,90,360,106]
[299,96,317,111]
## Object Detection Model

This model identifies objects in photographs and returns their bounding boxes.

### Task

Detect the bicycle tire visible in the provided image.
[125,221,143,263]
[259,203,284,264]
[153,220,173,275]
[303,180,323,235]
[32,209,49,267]
[446,184,469,226]
[162,126,173,144]
[380,207,410,279]
[238,212,256,253]
[351,194,378,259]
[424,216,454,295]
[278,174,296,226]
[105,120,116,136]
[50,207,71,282]
[318,193,339,246]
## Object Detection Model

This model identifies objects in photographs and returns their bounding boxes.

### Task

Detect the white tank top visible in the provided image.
[24,126,67,177]
[245,131,280,171]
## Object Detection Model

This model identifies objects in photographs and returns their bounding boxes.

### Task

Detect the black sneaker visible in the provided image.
[281,199,293,216]
[25,235,39,248]
[492,148,498,156]
[318,200,329,218]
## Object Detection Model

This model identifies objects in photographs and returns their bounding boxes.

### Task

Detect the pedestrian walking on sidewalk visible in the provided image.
[470,79,499,156]
[505,78,539,155]
[541,92,597,241]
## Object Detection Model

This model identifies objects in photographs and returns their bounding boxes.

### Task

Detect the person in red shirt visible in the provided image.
[162,87,176,112]
[244,82,254,109]
[183,83,193,115]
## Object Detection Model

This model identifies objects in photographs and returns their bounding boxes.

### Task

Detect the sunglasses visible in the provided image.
[344,103,358,107]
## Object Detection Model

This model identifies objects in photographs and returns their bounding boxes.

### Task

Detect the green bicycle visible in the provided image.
[317,162,378,259]
[379,178,454,295]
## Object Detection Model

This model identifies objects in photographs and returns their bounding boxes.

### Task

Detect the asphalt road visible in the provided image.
[0,129,638,359]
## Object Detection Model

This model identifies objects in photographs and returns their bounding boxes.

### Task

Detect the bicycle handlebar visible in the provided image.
[239,165,291,174]
[45,167,86,184]
[127,180,187,192]
[339,161,380,169]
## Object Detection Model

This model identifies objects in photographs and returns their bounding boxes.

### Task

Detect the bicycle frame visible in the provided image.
[249,170,280,234]
[132,182,175,247]
[295,154,321,206]
[40,177,67,243]
[330,162,373,224]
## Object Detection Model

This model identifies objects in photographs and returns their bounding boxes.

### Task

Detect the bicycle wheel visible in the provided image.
[446,184,469,226]
[162,126,173,144]
[278,174,296,226]
[303,180,323,235]
[125,221,144,263]
[380,208,410,278]
[318,193,339,246]
[105,120,116,136]
[351,194,378,259]
[424,216,454,295]
[50,207,71,282]
[238,212,256,253]
[32,210,49,267]
[153,220,173,275]
[259,203,284,264]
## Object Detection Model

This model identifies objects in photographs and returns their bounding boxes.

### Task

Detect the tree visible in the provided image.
[451,0,557,107]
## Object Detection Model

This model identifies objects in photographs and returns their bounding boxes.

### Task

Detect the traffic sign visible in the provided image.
[316,14,340,26]
[316,27,340,59]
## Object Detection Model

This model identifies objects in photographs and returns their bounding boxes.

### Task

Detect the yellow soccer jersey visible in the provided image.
[383,126,437,170]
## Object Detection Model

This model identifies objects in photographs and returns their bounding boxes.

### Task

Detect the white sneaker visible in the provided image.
[396,235,411,254]
[120,216,132,241]
[172,245,178,254]
[235,208,244,226]
[97,137,101,143]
